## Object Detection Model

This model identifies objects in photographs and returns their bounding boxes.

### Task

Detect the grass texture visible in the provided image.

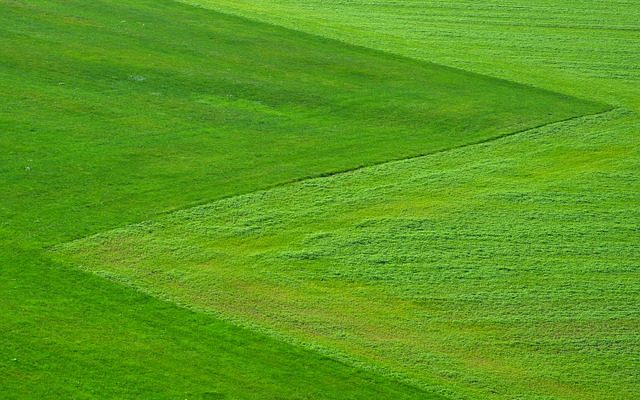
[58,109,640,400]
[3,0,596,397]
[1,244,434,399]
[2,0,637,398]
[161,4,640,396]
[184,0,640,108]
[0,0,599,245]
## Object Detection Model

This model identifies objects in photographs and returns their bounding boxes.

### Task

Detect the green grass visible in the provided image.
[184,0,640,108]
[58,109,640,400]
[2,0,638,398]
[155,4,639,397]
[1,244,435,399]
[3,0,601,397]
[1,0,582,397]
[0,0,600,245]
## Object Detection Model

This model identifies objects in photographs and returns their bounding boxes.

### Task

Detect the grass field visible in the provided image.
[2,0,638,399]
[1,245,436,399]
[58,109,640,399]
[0,0,600,245]
[185,0,640,108]
[164,4,640,397]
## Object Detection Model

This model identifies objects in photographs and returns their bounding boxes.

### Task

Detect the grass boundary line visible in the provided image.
[54,106,619,246]
[175,0,612,107]
[49,107,626,399]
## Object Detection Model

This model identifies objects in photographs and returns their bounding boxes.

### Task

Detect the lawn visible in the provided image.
[165,4,640,397]
[2,0,637,399]
[1,244,441,399]
[0,0,600,245]
[58,109,639,400]
[185,0,640,108]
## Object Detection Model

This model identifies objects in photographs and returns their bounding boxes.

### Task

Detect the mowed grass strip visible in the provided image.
[0,0,604,245]
[0,245,437,399]
[57,110,640,400]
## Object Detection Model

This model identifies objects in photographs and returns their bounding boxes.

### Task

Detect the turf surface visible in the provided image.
[4,0,595,397]
[1,244,434,399]
[58,109,639,400]
[185,0,640,108]
[2,0,638,398]
[0,0,600,245]
[168,4,640,396]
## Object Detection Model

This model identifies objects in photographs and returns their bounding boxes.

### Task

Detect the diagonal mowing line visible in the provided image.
[47,105,626,399]
[53,106,619,247]
[177,0,608,103]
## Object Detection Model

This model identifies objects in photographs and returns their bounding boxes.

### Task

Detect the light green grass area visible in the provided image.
[58,109,640,400]
[0,0,599,245]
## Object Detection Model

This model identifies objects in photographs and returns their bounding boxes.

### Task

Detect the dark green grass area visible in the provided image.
[0,0,604,244]
[0,244,437,399]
